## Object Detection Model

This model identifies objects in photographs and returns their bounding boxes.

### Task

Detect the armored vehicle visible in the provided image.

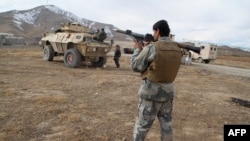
[39,22,112,68]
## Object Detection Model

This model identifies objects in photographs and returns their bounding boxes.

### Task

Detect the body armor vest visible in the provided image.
[141,40,181,83]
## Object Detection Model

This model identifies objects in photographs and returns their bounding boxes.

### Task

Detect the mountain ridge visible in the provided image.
[0,5,249,54]
[0,5,127,41]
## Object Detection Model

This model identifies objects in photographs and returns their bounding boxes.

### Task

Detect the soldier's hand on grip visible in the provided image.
[133,39,143,49]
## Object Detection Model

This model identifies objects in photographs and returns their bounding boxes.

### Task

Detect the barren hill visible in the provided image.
[0,5,249,56]
[0,5,126,40]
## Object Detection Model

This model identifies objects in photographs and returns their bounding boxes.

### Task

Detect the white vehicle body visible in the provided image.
[191,43,217,64]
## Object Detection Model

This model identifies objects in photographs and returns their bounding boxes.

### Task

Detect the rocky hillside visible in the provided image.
[0,5,128,41]
[0,5,249,56]
[217,45,250,57]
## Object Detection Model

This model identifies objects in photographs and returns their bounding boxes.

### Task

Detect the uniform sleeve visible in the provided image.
[118,50,121,57]
[131,44,155,72]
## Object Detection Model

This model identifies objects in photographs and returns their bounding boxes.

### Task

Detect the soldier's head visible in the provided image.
[153,20,170,40]
[116,45,120,49]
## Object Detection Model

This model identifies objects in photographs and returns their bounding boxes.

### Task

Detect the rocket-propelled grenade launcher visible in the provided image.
[114,29,200,54]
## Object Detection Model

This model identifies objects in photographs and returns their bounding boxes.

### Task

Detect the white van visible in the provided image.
[191,43,217,64]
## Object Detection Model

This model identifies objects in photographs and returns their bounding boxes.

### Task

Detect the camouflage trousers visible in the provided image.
[133,98,173,141]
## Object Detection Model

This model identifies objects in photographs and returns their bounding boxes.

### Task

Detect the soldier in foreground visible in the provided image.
[131,20,181,141]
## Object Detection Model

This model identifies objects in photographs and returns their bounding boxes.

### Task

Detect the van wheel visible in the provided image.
[91,57,106,67]
[198,57,203,63]
[64,48,81,68]
[43,45,54,61]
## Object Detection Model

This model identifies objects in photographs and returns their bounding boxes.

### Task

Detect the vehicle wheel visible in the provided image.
[64,48,81,68]
[43,45,54,61]
[91,57,106,67]
[204,60,210,64]
[197,57,203,63]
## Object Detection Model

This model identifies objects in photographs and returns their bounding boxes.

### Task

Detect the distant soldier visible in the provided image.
[182,50,192,65]
[186,51,192,65]
[98,28,107,42]
[114,45,121,68]
[181,49,186,64]
[93,29,100,40]
[111,38,114,46]
[96,29,100,34]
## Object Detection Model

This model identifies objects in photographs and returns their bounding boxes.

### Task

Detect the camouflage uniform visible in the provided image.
[131,37,175,141]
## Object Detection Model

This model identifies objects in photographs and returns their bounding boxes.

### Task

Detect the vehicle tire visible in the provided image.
[198,57,203,63]
[43,45,54,61]
[204,60,210,64]
[91,57,106,67]
[64,48,81,68]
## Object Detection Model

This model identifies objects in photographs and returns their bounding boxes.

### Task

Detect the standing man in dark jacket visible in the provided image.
[131,20,181,141]
[114,45,121,68]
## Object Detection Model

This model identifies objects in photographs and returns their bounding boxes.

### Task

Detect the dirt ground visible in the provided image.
[0,46,250,141]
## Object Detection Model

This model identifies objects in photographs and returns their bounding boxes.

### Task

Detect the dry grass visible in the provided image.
[0,46,249,141]
[213,56,250,69]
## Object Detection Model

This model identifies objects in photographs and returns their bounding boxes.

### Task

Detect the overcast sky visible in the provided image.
[0,0,250,49]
